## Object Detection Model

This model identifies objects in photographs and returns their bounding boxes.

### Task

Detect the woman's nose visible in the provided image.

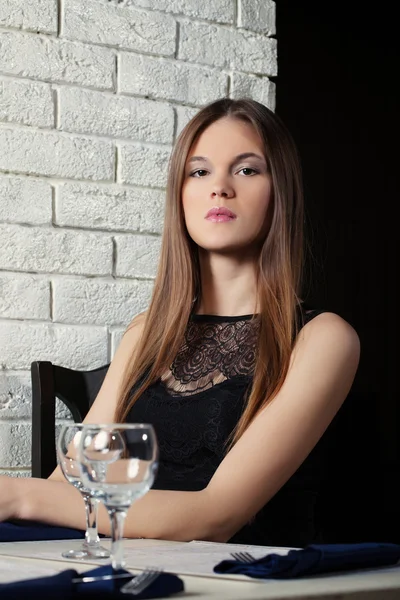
[211,184,234,199]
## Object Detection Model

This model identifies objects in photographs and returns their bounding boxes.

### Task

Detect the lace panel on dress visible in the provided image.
[160,316,259,396]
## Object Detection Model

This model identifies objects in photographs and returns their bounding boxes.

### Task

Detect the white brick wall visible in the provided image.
[0,0,58,34]
[0,176,52,224]
[0,0,276,474]
[0,78,54,128]
[118,54,228,105]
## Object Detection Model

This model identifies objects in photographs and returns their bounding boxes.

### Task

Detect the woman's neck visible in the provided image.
[196,251,258,316]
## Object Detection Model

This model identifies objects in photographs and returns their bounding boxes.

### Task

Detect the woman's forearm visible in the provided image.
[19,478,103,531]
[17,478,226,542]
[124,487,227,542]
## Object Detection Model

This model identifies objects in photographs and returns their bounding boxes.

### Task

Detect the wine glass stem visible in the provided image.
[81,492,100,546]
[108,507,127,570]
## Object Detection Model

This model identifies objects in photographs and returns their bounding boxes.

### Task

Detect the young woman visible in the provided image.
[0,98,360,547]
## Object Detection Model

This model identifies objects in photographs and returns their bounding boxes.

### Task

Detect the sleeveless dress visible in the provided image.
[127,308,328,547]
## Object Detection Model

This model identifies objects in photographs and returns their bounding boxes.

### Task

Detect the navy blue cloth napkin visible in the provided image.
[214,543,400,579]
[0,520,85,542]
[0,565,184,599]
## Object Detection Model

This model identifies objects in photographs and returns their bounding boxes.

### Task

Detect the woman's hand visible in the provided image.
[0,475,25,522]
[0,476,93,532]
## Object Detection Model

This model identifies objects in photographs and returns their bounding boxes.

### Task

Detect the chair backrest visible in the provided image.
[31,361,110,479]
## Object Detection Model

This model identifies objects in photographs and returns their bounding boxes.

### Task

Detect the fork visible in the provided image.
[120,567,163,595]
[231,551,256,563]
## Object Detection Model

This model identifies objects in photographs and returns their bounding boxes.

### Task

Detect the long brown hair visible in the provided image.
[115,98,304,446]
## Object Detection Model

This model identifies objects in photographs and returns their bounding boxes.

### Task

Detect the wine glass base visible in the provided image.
[62,548,91,560]
[85,546,111,559]
[61,546,110,560]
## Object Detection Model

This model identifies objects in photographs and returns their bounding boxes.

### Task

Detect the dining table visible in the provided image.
[1,536,400,599]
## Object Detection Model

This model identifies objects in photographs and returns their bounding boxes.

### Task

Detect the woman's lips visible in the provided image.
[205,207,237,222]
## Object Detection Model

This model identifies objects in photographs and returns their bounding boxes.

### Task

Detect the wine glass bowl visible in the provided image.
[57,429,83,483]
[77,423,158,569]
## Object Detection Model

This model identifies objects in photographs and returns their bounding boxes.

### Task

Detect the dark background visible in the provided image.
[275,3,398,542]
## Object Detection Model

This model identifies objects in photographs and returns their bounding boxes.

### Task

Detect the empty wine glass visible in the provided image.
[77,423,158,570]
[57,423,110,559]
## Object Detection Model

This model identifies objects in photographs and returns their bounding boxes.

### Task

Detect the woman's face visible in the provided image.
[182,117,272,256]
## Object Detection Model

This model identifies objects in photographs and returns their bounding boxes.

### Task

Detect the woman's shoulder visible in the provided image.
[114,312,147,357]
[126,311,147,330]
[298,303,355,330]
[296,304,360,359]
[300,305,328,326]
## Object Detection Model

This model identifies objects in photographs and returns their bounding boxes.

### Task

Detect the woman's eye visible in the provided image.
[238,167,257,176]
[190,169,208,177]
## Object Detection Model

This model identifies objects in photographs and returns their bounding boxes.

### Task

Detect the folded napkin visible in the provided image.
[0,520,85,542]
[0,564,184,599]
[214,543,400,579]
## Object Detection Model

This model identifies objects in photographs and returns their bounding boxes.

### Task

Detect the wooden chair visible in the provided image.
[31,361,109,479]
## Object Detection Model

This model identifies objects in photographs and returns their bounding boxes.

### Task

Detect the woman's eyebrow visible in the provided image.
[187,156,208,164]
[187,152,265,165]
[233,152,265,163]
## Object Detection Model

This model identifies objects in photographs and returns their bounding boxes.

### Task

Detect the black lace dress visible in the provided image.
[127,311,327,547]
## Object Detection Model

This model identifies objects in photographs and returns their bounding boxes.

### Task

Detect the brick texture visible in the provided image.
[0,127,115,181]
[0,0,57,34]
[0,176,52,225]
[0,77,54,128]
[0,30,115,89]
